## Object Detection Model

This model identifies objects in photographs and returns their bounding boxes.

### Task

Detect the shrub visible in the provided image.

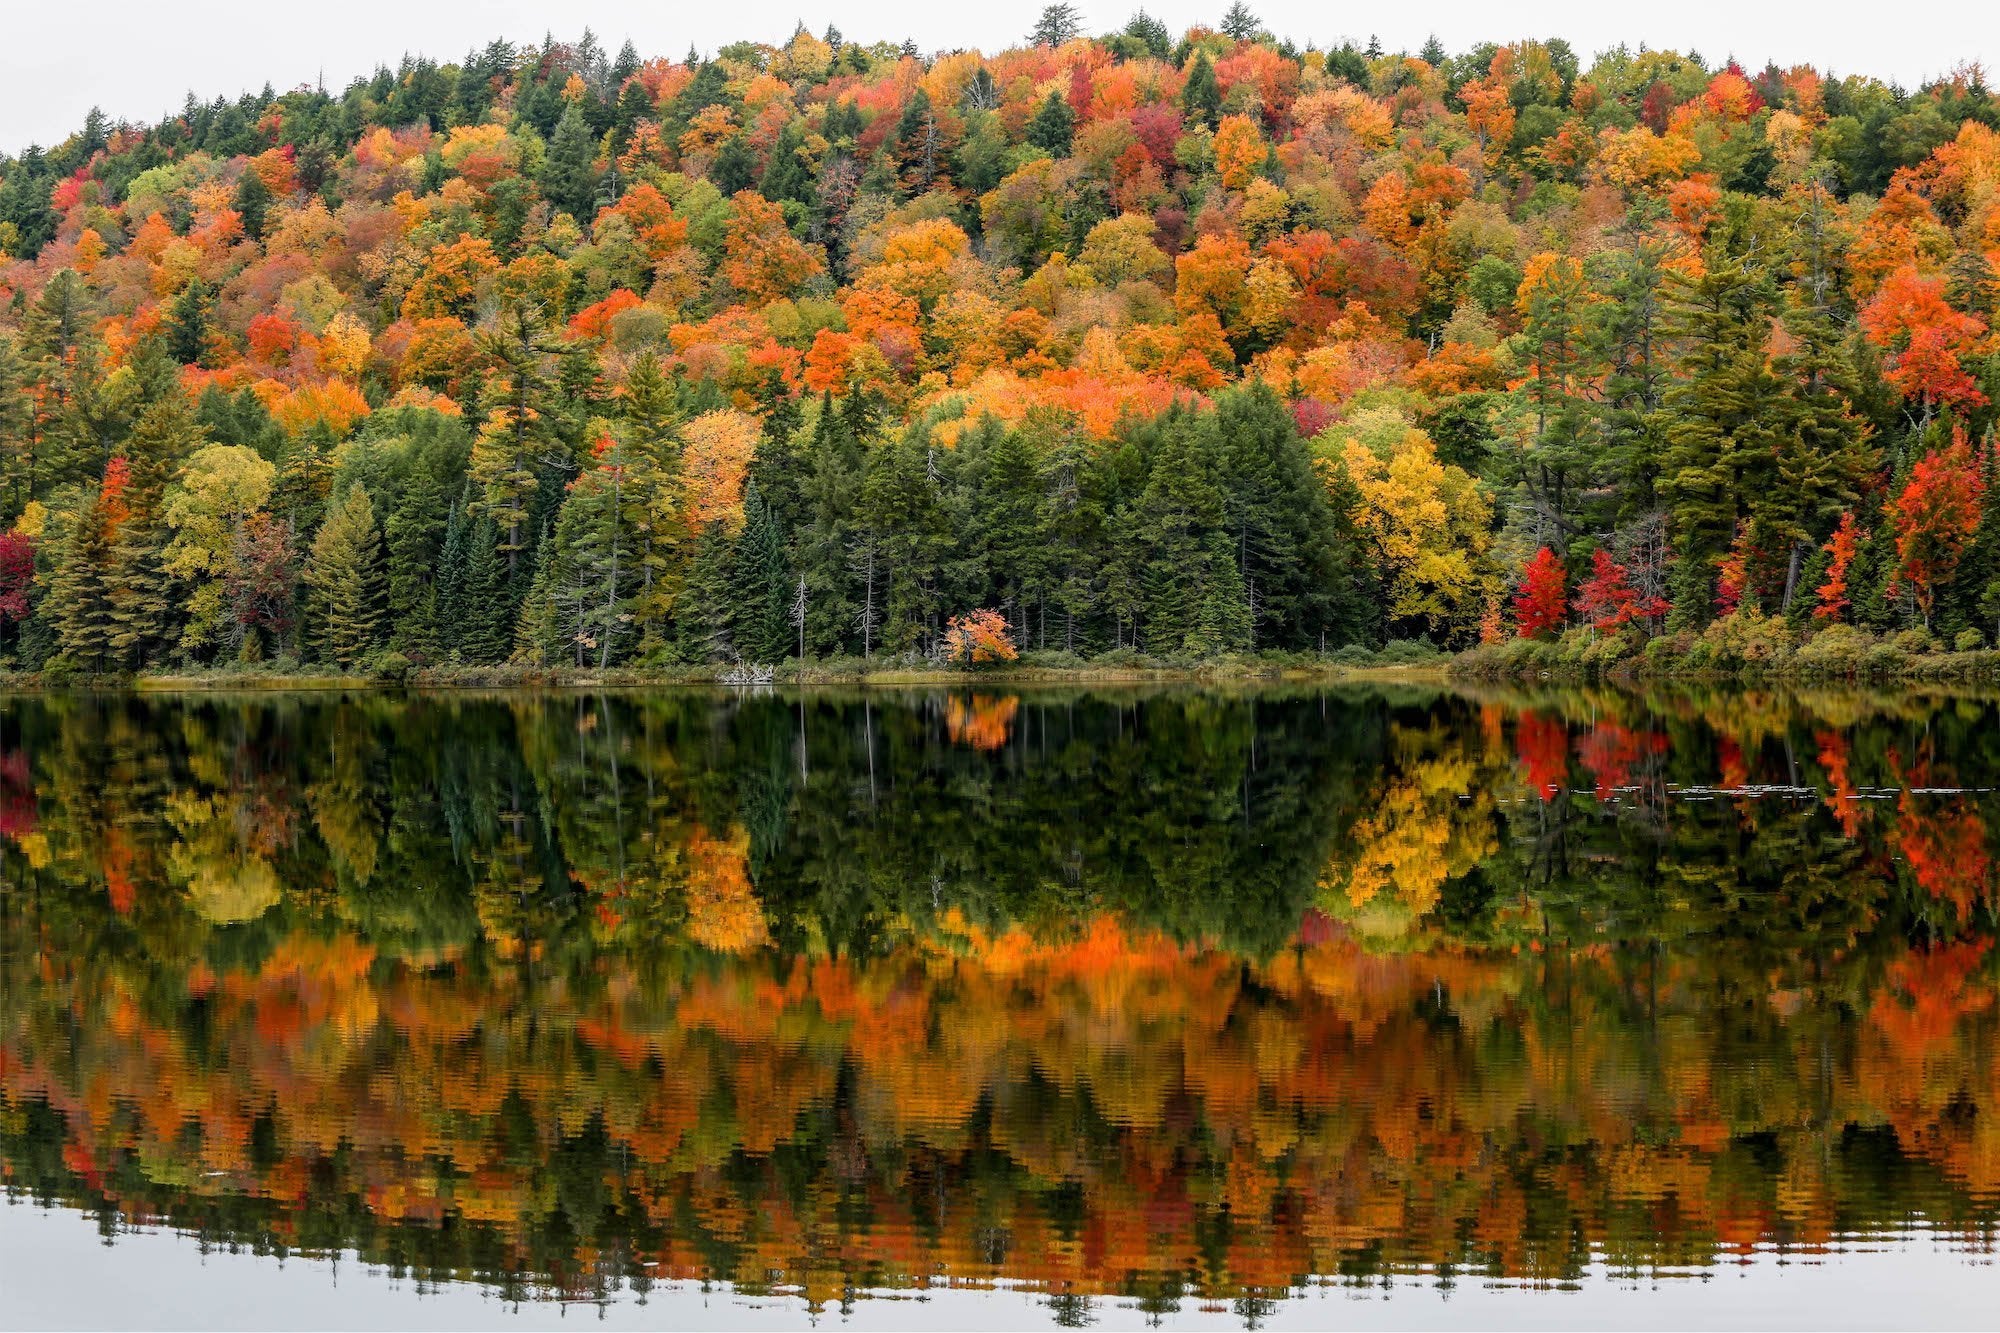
[1892,627,1937,655]
[1954,628,1985,652]
[1375,638,1441,664]
[941,609,1019,665]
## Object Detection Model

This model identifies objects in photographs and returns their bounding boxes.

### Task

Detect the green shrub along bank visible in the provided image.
[1454,615,2000,682]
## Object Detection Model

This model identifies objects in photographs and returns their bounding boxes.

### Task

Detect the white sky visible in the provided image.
[3,0,1997,156]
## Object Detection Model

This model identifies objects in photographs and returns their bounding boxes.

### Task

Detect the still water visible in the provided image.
[0,684,1996,1329]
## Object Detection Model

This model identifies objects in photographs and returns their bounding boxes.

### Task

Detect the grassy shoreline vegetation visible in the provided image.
[5,639,1455,690]
[1454,617,2000,682]
[0,11,1996,681]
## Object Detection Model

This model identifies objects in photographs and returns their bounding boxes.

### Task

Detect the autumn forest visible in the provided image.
[0,13,1997,675]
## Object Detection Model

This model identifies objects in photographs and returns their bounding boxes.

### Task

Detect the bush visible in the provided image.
[1794,622,1874,675]
[1893,627,1938,655]
[1682,612,1793,672]
[365,650,413,682]
[1375,638,1442,664]
[1329,643,1377,667]
[1955,628,1985,652]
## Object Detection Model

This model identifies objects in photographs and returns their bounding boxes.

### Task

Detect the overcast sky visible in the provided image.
[4,0,1996,156]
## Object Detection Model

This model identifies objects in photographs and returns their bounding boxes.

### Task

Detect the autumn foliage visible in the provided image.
[1513,547,1567,639]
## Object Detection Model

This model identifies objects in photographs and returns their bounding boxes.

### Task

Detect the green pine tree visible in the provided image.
[1181,52,1221,128]
[675,519,736,663]
[729,483,791,662]
[307,486,386,669]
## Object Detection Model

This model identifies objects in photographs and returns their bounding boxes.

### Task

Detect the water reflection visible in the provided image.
[0,685,1996,1321]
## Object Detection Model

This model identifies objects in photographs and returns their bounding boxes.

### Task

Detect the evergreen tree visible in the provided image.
[0,335,37,514]
[460,515,512,663]
[861,431,954,651]
[165,280,216,366]
[1181,53,1221,128]
[1187,530,1253,655]
[307,486,386,668]
[1219,2,1261,40]
[729,483,791,662]
[47,492,119,671]
[471,302,564,578]
[1028,3,1083,46]
[798,399,865,654]
[1128,410,1228,653]
[675,520,736,663]
[384,465,446,660]
[1027,92,1076,157]
[232,167,273,239]
[539,101,600,220]
[435,497,470,649]
[620,353,686,658]
[1659,253,1787,628]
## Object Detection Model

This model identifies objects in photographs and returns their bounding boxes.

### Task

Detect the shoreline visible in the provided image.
[0,660,1460,694]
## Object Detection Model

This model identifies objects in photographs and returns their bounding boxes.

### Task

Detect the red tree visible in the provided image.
[1513,547,1567,639]
[1859,266,1988,419]
[1887,427,1985,625]
[1572,548,1666,633]
[0,530,33,624]
[1815,512,1862,622]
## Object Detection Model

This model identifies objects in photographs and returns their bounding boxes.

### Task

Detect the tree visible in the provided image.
[307,486,385,668]
[1027,93,1076,158]
[1659,252,1788,628]
[723,190,824,303]
[676,519,736,662]
[540,101,600,220]
[471,302,566,577]
[1182,53,1221,129]
[1220,2,1261,40]
[226,515,296,657]
[1514,547,1567,639]
[1815,511,1862,623]
[1028,4,1083,46]
[942,608,1019,663]
[1573,548,1665,634]
[1886,428,1985,628]
[729,482,790,662]
[1858,266,1989,426]
[161,443,277,658]
[1336,423,1492,644]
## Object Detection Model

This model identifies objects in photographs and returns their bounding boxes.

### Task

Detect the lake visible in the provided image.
[0,685,1996,1329]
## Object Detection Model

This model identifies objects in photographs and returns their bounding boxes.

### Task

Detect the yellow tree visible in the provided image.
[1325,414,1494,642]
[161,443,277,658]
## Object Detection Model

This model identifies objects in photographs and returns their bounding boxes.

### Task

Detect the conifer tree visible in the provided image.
[620,354,686,656]
[1659,253,1787,628]
[306,486,385,669]
[385,466,446,660]
[435,498,470,652]
[1181,52,1221,128]
[675,520,736,663]
[1027,92,1076,157]
[1188,531,1253,656]
[798,398,865,654]
[729,483,791,662]
[48,489,118,671]
[459,515,512,663]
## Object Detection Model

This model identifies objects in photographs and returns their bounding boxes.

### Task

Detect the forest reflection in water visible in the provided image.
[0,682,1997,1323]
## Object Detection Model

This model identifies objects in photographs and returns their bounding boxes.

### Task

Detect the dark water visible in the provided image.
[0,684,1997,1328]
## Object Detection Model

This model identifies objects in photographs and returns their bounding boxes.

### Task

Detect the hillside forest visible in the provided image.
[1,10,1999,674]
